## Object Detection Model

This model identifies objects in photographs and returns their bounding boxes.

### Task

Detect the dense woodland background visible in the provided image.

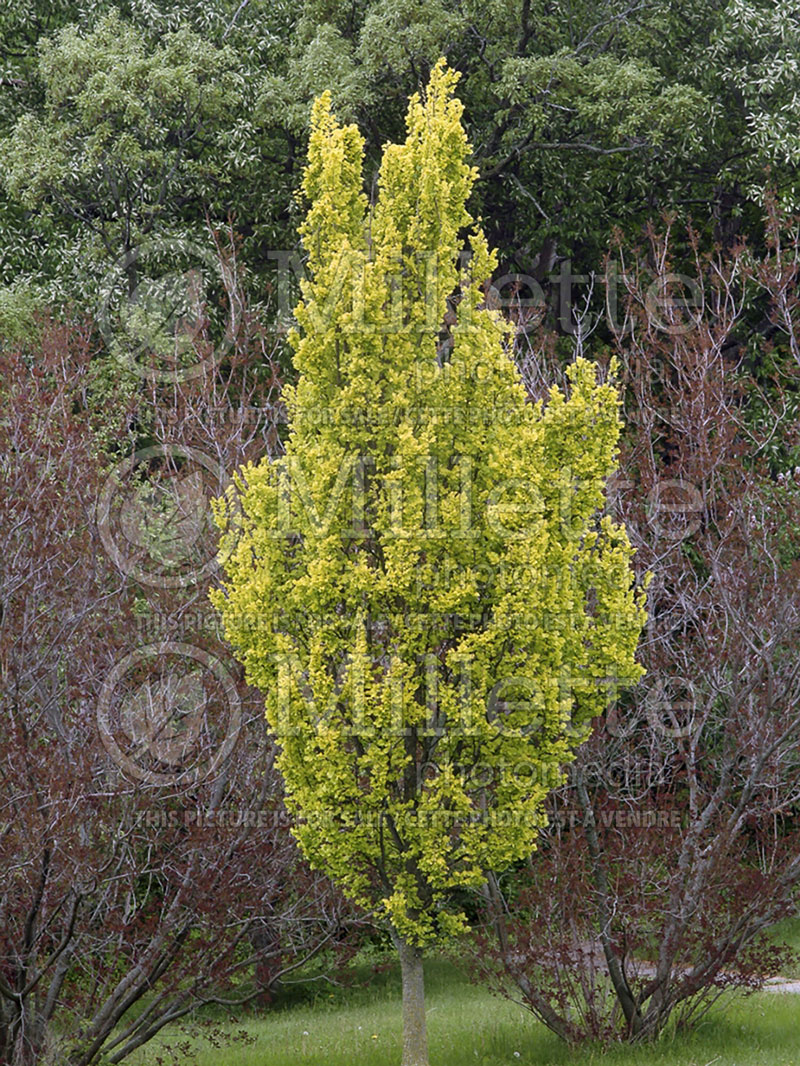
[3,2,800,1064]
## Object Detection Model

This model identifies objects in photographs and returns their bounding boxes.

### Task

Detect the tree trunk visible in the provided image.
[391,931,429,1066]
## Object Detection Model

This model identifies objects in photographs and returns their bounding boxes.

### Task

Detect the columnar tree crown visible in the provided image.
[212,60,646,944]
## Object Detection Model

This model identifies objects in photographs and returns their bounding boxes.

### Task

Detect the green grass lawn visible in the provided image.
[130,924,800,1066]
[765,914,800,980]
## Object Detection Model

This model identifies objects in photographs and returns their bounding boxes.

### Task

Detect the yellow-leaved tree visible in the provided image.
[212,60,646,1066]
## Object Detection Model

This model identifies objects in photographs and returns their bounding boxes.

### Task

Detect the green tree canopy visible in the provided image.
[4,12,241,266]
[4,0,799,309]
[213,60,645,1065]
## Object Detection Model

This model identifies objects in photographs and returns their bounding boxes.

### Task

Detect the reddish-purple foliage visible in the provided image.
[471,205,800,1043]
[0,268,357,1066]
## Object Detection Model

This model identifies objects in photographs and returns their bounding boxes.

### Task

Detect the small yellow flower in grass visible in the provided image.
[371,1034,378,1039]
